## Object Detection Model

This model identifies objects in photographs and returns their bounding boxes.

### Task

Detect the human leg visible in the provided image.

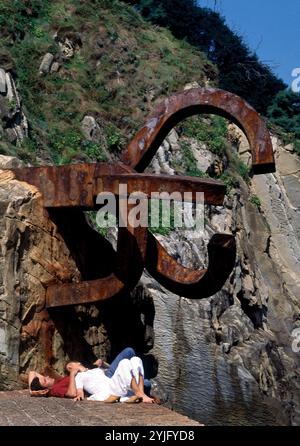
[105,347,136,378]
[129,357,154,403]
[108,357,154,403]
[143,378,151,396]
[130,374,154,403]
[105,349,151,394]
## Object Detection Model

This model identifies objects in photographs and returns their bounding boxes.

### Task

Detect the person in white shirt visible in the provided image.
[70,356,154,403]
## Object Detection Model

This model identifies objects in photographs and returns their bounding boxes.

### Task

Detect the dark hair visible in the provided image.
[30,377,47,391]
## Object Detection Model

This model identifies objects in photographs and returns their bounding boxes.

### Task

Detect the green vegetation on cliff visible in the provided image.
[267,89,300,154]
[0,0,216,164]
[124,0,300,157]
[1,0,298,172]
[124,0,286,114]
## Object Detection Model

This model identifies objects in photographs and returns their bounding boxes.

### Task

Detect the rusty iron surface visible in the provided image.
[146,233,236,299]
[13,164,226,207]
[122,87,275,174]
[9,87,275,308]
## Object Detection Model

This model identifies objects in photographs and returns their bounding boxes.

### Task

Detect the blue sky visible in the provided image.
[198,0,300,87]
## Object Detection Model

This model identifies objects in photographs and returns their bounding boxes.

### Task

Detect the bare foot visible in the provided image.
[141,394,155,404]
[151,395,162,405]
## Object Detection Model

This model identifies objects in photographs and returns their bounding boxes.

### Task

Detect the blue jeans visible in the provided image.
[105,347,151,395]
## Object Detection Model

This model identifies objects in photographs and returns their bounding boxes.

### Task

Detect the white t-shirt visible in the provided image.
[75,368,110,397]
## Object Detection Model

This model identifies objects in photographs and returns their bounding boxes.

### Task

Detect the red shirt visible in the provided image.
[49,376,70,398]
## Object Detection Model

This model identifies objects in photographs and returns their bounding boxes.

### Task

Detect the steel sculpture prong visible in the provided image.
[10,88,275,307]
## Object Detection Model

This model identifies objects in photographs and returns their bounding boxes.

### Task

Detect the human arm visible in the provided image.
[74,388,84,401]
[30,389,49,397]
[73,372,84,401]
[28,371,36,388]
[93,359,110,369]
[65,371,78,398]
[28,371,49,397]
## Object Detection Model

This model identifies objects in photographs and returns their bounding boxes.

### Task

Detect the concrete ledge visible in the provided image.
[0,391,201,426]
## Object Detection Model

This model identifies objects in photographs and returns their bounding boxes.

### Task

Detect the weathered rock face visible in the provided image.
[130,126,300,426]
[38,53,54,76]
[0,160,114,389]
[0,120,299,426]
[0,70,28,145]
[81,115,108,152]
[0,155,154,389]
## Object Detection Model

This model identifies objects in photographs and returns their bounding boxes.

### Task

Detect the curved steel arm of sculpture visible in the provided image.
[12,163,226,207]
[12,161,227,307]
[122,87,275,175]
[146,233,236,299]
[118,87,273,299]
[10,88,274,307]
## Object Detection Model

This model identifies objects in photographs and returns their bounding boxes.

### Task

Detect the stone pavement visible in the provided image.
[0,391,201,426]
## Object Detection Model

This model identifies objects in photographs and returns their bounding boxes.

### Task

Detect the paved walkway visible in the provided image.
[0,391,201,426]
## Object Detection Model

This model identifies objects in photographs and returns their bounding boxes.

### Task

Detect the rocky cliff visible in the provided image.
[0,157,114,387]
[130,123,300,426]
[0,67,28,146]
[0,113,299,426]
[0,0,299,427]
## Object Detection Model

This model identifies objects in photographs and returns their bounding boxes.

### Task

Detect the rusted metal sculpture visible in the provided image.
[12,88,275,308]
